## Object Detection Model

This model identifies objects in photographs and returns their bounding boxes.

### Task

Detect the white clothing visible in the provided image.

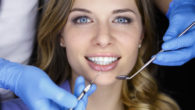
[0,0,38,100]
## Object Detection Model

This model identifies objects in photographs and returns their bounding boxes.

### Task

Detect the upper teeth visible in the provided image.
[87,57,118,65]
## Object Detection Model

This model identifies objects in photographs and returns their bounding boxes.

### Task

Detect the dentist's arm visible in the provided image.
[153,0,195,66]
[0,58,77,110]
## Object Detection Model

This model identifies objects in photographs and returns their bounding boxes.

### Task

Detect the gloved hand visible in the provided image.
[153,0,195,66]
[71,76,96,110]
[0,58,78,110]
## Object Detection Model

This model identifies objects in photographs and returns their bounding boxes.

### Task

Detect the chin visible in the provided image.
[90,73,122,86]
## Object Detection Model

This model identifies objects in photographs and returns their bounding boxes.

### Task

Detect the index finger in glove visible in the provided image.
[74,76,97,97]
[163,16,190,41]
[162,30,195,50]
[39,78,78,108]
[163,9,195,41]
[153,47,194,66]
[74,76,86,97]
[74,84,96,110]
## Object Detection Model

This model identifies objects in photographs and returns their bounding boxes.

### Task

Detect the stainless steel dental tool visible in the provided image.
[69,71,101,110]
[76,72,100,100]
[116,21,195,80]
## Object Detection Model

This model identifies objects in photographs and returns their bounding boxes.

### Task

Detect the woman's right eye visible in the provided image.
[72,16,92,24]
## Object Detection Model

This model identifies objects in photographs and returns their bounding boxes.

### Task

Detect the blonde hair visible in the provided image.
[36,0,180,109]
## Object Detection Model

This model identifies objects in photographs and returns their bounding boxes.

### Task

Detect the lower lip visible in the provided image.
[87,59,119,72]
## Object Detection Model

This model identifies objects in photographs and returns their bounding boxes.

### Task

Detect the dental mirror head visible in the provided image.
[116,75,132,80]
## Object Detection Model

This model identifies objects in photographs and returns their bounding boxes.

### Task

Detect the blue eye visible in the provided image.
[72,16,92,24]
[113,17,131,24]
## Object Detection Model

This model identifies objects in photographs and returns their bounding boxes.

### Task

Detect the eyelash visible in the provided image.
[71,16,132,24]
[113,16,132,24]
[72,16,93,24]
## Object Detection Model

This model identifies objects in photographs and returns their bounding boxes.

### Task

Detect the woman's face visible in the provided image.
[61,0,143,85]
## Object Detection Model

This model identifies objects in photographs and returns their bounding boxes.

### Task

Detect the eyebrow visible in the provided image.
[113,9,135,14]
[70,8,135,14]
[70,8,91,13]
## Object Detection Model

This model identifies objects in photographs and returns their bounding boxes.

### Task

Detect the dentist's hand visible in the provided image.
[153,0,195,66]
[0,58,77,110]
[70,76,96,110]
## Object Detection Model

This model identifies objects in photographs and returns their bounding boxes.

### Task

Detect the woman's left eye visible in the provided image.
[113,17,131,24]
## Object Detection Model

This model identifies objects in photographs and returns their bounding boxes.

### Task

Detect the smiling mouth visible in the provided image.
[85,56,121,65]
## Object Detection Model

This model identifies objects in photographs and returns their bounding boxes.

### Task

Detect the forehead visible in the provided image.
[72,0,139,13]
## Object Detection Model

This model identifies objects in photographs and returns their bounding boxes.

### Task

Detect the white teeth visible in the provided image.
[87,57,118,65]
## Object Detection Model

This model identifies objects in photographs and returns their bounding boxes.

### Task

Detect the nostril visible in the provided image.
[96,42,112,47]
[94,31,113,47]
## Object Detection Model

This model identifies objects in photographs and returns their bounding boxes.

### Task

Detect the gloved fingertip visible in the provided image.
[163,36,173,41]
[74,76,86,96]
[75,76,85,88]
[162,40,174,50]
[154,53,164,62]
[91,84,97,91]
[77,76,85,81]
[152,59,158,65]
[162,43,168,50]
[87,84,96,96]
[152,58,165,66]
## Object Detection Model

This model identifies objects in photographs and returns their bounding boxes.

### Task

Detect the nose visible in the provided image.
[93,23,113,47]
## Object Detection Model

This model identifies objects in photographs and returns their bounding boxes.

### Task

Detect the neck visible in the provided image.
[87,81,124,110]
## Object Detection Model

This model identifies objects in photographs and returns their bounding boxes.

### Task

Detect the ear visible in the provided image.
[139,29,145,44]
[60,34,66,47]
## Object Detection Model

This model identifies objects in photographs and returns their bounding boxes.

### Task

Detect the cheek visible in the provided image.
[124,46,138,74]
[119,41,139,75]
[63,23,97,57]
[62,27,93,75]
[63,24,96,47]
[112,23,143,44]
[63,25,91,49]
[65,41,86,77]
[64,34,85,63]
[113,28,141,75]
[65,42,79,68]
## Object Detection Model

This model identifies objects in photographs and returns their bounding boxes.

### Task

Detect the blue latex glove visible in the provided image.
[72,76,96,110]
[153,0,195,66]
[60,76,96,110]
[0,58,78,110]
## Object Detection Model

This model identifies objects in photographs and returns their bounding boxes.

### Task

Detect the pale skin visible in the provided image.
[60,0,144,110]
